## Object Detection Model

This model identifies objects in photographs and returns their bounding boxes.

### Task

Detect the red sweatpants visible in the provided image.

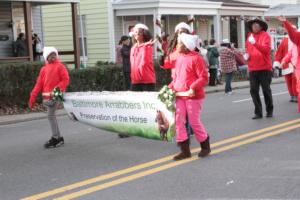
[285,73,298,97]
[294,70,300,112]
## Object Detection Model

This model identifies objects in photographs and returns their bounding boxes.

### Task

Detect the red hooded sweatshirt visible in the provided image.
[30,60,70,101]
[169,51,208,99]
[246,31,272,72]
[130,43,156,84]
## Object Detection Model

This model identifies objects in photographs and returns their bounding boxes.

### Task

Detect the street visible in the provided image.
[1,83,300,200]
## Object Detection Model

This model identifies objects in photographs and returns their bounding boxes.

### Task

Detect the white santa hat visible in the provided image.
[129,23,149,37]
[175,22,192,34]
[178,33,198,51]
[43,47,58,61]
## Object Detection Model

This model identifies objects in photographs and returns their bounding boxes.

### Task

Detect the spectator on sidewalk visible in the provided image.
[246,18,273,120]
[207,39,220,86]
[220,39,237,95]
[29,47,70,148]
[120,35,132,90]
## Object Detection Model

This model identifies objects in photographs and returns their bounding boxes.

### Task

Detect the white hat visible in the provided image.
[129,23,149,37]
[43,47,58,61]
[178,33,198,51]
[175,22,192,34]
[222,39,230,44]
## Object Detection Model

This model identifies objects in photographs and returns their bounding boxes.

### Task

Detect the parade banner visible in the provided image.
[63,92,175,142]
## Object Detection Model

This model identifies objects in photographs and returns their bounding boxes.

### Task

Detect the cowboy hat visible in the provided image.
[248,18,268,32]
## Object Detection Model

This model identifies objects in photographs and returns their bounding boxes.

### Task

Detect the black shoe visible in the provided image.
[266,113,273,118]
[44,137,64,148]
[118,134,130,138]
[252,115,263,120]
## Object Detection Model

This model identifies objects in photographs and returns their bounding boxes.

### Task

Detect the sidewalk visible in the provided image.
[0,77,285,126]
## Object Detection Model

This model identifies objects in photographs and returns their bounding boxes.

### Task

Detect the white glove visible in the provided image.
[248,34,256,45]
[243,53,249,61]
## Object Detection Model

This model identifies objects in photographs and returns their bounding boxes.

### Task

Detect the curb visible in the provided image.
[205,79,285,94]
[0,79,285,126]
[0,112,67,126]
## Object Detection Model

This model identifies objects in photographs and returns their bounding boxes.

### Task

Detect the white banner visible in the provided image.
[63,91,175,142]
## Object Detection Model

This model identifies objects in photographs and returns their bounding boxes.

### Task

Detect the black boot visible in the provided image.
[198,136,211,158]
[173,140,191,161]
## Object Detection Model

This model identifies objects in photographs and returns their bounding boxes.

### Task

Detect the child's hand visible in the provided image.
[29,96,35,110]
[187,89,195,97]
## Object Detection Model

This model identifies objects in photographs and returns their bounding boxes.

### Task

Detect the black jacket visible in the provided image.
[121,45,131,73]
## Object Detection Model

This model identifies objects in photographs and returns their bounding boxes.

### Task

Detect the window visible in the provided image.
[77,15,87,57]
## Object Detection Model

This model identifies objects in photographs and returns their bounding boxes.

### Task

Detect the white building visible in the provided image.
[112,0,269,59]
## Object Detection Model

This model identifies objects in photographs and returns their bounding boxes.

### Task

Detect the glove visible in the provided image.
[29,96,36,109]
[243,53,249,61]
[248,34,256,45]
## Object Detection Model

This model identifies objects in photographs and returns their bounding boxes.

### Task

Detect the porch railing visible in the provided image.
[0,51,76,65]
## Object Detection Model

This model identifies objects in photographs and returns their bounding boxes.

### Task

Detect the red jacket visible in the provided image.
[284,21,300,72]
[30,60,70,101]
[246,31,272,72]
[130,43,156,84]
[274,37,290,69]
[169,51,208,99]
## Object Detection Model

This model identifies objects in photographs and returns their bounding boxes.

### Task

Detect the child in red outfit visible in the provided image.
[29,47,70,148]
[169,33,210,161]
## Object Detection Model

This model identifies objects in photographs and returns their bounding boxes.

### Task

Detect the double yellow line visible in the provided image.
[22,118,300,200]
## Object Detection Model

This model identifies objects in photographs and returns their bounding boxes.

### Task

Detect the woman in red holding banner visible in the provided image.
[130,24,156,91]
[169,33,210,161]
[29,47,70,148]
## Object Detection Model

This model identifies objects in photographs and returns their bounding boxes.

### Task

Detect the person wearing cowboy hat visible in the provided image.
[246,18,273,120]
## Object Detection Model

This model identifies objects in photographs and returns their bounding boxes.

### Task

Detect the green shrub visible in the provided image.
[0,61,171,108]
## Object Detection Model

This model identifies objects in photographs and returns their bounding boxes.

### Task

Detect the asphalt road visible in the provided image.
[1,83,300,200]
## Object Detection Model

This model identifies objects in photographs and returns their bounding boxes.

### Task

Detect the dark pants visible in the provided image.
[249,70,273,116]
[131,83,156,91]
[209,68,217,86]
[124,72,131,90]
[225,72,234,93]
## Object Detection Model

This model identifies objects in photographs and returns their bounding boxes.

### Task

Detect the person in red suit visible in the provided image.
[277,16,300,112]
[29,47,70,148]
[274,31,298,103]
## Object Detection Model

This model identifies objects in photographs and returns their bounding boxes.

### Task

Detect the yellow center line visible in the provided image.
[54,123,300,200]
[21,118,300,200]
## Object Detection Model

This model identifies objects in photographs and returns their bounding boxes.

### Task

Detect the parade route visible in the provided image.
[1,83,300,200]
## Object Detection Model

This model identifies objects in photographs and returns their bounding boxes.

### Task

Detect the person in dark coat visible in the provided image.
[120,35,131,90]
[14,33,28,57]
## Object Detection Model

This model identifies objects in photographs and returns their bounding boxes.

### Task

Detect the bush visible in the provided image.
[0,61,171,108]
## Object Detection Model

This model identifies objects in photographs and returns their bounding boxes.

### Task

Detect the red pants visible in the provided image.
[294,70,300,112]
[285,73,298,97]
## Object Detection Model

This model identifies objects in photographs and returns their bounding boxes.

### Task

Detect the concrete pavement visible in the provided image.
[0,77,285,126]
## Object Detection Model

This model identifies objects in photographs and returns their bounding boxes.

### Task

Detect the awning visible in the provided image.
[265,4,300,17]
